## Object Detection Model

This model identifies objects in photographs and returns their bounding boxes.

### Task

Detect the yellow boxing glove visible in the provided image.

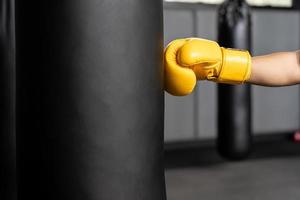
[164,39,197,96]
[164,38,252,96]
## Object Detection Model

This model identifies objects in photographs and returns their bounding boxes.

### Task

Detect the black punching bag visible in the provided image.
[217,0,252,160]
[16,0,165,200]
[0,0,16,199]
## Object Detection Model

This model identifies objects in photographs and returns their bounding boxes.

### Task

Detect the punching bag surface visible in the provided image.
[16,0,165,200]
[0,0,16,199]
[217,0,252,160]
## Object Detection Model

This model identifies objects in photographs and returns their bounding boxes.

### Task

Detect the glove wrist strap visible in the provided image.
[217,47,252,84]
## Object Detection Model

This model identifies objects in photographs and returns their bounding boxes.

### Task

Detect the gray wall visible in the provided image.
[164,3,300,141]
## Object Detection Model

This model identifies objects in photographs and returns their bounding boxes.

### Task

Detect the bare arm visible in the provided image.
[247,51,300,86]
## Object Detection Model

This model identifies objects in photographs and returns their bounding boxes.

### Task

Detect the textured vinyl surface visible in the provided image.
[0,0,16,199]
[16,0,165,200]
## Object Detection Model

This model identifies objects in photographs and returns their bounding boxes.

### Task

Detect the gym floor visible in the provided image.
[165,134,300,200]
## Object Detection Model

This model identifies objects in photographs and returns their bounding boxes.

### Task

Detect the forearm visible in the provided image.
[247,51,300,86]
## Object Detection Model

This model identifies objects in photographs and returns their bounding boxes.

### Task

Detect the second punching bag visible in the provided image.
[217,0,252,160]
